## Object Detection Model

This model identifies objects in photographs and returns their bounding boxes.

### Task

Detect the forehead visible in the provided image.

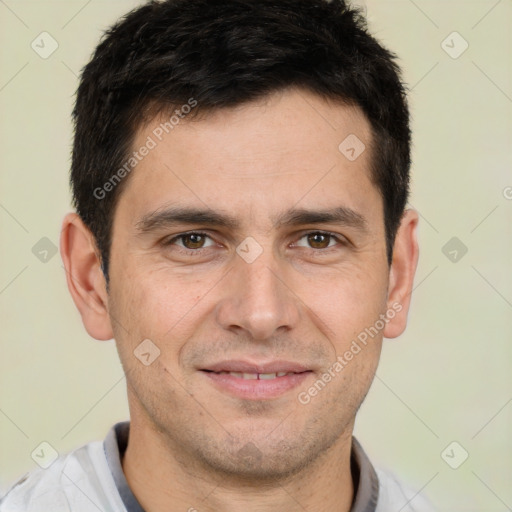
[115,88,380,232]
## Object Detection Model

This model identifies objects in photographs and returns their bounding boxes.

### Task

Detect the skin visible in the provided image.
[60,87,419,512]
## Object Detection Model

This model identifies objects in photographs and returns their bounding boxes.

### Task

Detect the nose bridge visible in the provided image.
[215,245,300,340]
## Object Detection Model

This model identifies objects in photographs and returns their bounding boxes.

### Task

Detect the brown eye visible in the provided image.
[181,233,207,249]
[307,233,332,249]
[295,231,343,250]
[165,232,215,252]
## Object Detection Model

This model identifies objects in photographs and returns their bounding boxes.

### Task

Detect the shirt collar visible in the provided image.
[104,421,379,512]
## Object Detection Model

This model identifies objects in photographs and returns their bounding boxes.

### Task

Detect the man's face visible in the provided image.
[107,88,391,479]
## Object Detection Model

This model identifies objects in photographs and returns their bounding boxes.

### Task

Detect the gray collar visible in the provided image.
[104,421,379,512]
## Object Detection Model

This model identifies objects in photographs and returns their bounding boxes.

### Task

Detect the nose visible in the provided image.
[214,249,301,341]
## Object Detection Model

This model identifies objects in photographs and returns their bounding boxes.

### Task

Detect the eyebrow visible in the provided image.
[134,205,368,235]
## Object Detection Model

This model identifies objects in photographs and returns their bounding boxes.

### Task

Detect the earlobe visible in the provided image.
[60,212,114,341]
[383,209,419,339]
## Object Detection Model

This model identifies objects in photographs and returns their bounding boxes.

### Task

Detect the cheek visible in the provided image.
[297,263,388,348]
[115,268,215,349]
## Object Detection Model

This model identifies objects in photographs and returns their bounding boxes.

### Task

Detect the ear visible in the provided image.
[60,212,114,341]
[383,209,419,339]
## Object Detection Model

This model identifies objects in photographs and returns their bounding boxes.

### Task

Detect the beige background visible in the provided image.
[1,1,511,510]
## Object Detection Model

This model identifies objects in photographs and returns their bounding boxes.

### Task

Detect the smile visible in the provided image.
[200,363,313,400]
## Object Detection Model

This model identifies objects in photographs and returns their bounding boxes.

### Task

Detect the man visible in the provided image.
[1,0,435,510]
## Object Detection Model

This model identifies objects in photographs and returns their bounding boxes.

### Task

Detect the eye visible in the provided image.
[294,231,346,250]
[164,232,216,252]
[162,230,347,257]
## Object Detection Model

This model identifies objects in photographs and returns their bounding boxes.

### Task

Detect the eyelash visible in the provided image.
[163,230,347,256]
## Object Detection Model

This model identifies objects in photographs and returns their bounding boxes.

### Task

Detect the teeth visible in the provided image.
[216,371,295,379]
[259,373,277,380]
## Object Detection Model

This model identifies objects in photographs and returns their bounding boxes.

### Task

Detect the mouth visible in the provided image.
[199,360,313,400]
[203,370,301,380]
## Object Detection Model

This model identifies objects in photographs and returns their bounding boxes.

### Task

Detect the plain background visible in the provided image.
[1,1,511,510]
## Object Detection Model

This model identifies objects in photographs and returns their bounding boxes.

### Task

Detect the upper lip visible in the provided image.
[201,360,311,374]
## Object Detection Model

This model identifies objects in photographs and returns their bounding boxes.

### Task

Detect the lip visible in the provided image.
[200,360,313,400]
[202,359,311,374]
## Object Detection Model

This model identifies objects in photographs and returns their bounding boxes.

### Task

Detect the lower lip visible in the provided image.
[201,371,312,400]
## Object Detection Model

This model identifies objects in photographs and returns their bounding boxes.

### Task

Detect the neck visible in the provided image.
[122,418,355,512]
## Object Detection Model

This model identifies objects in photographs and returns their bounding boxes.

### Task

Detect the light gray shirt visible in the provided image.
[0,421,436,511]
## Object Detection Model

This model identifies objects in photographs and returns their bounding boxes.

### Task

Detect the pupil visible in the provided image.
[187,234,203,248]
[310,233,328,248]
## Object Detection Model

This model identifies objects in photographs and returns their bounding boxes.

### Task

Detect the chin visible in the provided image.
[199,449,310,483]
[192,430,335,484]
